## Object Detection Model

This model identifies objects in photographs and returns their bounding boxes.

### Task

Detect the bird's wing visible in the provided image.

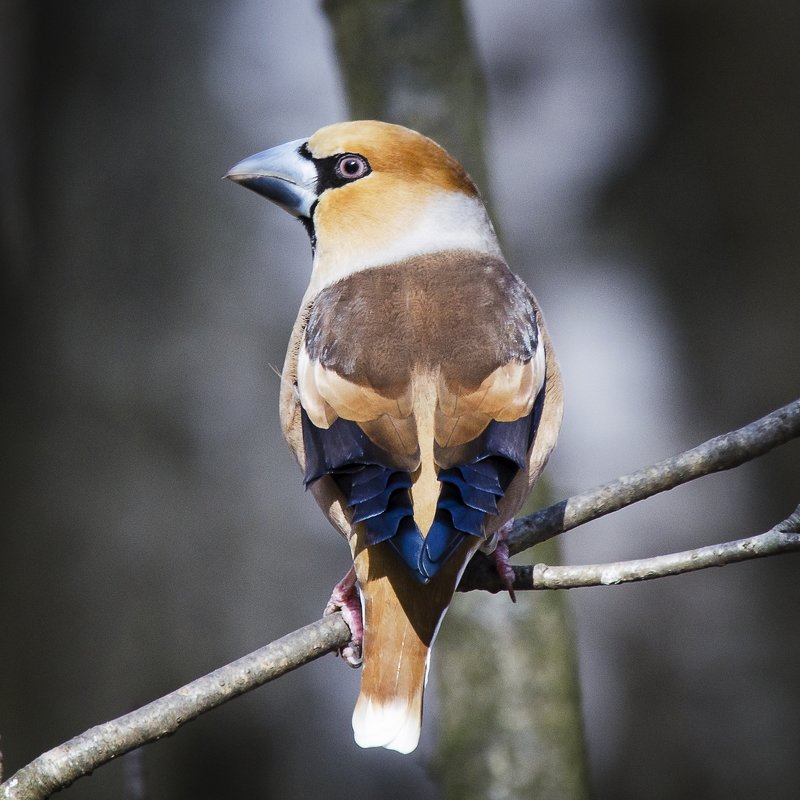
[293,252,548,580]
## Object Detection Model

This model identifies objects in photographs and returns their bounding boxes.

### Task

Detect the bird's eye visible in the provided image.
[335,154,370,181]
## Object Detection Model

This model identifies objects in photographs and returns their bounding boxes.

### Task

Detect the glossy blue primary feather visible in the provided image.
[301,386,544,583]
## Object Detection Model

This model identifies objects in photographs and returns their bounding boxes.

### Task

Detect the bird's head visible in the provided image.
[226,120,501,288]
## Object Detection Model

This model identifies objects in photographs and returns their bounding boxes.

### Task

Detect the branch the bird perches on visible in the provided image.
[2,398,798,800]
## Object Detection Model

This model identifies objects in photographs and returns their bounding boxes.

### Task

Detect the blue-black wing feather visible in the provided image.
[301,383,544,583]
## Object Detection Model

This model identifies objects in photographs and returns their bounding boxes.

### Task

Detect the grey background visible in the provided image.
[2,1,798,797]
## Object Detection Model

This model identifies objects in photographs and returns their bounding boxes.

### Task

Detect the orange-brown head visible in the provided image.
[226,120,502,290]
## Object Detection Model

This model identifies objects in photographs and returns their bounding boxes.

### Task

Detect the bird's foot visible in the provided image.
[324,566,363,667]
[491,521,517,603]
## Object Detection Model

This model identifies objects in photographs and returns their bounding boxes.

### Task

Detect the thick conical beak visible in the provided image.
[225,138,318,218]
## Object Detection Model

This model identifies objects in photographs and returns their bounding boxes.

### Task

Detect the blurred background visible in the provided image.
[2,1,798,798]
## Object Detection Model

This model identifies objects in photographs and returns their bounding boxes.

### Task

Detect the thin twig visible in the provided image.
[458,506,800,593]
[526,510,800,589]
[507,397,800,555]
[458,398,800,591]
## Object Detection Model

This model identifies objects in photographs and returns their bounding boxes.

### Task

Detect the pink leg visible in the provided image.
[324,565,363,667]
[491,521,517,603]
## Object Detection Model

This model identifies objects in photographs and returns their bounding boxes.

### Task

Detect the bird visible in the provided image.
[226,120,563,754]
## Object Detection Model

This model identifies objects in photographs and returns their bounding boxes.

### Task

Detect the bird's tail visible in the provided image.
[351,538,477,753]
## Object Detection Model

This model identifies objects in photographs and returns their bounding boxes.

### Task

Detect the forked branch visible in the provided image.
[2,398,798,800]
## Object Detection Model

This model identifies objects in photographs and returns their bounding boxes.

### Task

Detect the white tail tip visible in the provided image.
[352,696,421,754]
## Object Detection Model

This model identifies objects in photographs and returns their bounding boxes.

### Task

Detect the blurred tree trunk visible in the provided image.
[322,2,591,797]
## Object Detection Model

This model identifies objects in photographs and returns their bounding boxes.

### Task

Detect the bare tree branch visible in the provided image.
[457,398,800,591]
[458,505,800,593]
[525,507,800,588]
[505,398,800,556]
[2,399,798,799]
[0,617,351,800]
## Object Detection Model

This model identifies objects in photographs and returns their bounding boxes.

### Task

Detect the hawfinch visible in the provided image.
[227,121,563,754]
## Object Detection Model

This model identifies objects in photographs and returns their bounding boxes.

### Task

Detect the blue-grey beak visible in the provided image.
[225,138,318,218]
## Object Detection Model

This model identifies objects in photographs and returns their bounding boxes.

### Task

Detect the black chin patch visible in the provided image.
[299,211,316,249]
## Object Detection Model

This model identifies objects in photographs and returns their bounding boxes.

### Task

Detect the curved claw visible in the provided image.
[490,521,517,603]
[324,566,364,667]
